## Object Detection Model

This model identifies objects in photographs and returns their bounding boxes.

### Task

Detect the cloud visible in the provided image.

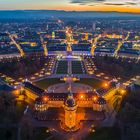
[104,3,126,5]
[70,0,105,4]
[70,0,140,6]
[103,0,139,6]
[125,2,138,5]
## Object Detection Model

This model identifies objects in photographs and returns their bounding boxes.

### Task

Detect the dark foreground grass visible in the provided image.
[0,128,17,140]
[0,101,27,123]
[83,127,121,140]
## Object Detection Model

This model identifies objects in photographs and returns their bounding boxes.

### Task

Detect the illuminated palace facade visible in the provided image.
[23,82,106,131]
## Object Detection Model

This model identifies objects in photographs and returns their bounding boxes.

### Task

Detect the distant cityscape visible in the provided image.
[0,11,140,140]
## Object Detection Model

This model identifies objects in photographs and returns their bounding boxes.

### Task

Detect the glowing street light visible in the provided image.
[120,89,126,94]
[80,95,84,99]
[46,129,50,133]
[93,96,97,101]
[103,82,109,88]
[43,97,48,102]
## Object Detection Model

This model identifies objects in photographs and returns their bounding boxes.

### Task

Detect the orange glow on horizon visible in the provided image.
[47,5,140,14]
[1,1,140,14]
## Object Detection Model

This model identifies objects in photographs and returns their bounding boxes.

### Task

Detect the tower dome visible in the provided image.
[65,93,76,107]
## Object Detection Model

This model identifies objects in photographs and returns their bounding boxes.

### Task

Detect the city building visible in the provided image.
[23,81,106,131]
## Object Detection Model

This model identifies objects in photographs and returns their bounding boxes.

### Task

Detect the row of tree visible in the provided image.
[117,88,140,140]
[94,55,140,78]
[0,55,47,79]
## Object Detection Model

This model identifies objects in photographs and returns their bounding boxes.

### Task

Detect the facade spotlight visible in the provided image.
[93,96,97,101]
[80,95,84,99]
[104,82,109,88]
[43,97,48,102]
[121,89,125,94]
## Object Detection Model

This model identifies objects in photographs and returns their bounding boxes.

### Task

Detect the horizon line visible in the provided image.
[0,9,139,14]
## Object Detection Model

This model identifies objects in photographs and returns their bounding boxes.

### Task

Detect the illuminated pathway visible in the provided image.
[90,35,101,56]
[68,59,72,75]
[113,32,130,57]
[39,33,48,56]
[8,33,25,57]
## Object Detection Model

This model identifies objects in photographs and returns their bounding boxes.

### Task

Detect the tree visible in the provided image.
[5,130,12,140]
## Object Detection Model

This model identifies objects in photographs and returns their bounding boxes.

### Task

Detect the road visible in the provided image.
[33,73,102,82]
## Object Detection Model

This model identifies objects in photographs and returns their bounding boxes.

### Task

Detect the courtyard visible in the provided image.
[34,77,103,91]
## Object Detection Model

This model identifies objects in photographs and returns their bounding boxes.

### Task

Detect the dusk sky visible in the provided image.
[0,0,140,13]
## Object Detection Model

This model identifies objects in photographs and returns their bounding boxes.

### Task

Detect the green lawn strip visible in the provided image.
[56,61,68,74]
[72,61,83,74]
[78,78,102,89]
[35,78,102,90]
[34,78,64,90]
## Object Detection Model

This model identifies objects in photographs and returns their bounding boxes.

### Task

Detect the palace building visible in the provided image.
[23,81,107,131]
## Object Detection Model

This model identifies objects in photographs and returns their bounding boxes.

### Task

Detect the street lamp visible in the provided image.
[103,82,109,88]
[120,89,126,94]
[93,96,97,102]
[80,95,84,99]
[43,97,48,102]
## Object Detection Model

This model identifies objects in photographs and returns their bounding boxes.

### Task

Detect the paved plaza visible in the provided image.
[47,83,93,93]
